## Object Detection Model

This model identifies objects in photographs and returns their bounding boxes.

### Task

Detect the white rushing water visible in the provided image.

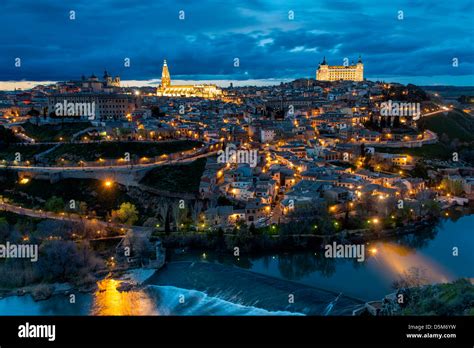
[146,285,304,316]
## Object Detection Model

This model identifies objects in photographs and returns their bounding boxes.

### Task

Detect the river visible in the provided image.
[0,214,472,315]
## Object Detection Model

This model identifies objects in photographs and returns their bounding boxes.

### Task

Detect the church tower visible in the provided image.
[161,60,171,88]
[103,70,112,86]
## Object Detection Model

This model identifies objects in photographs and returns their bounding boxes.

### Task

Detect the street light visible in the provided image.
[19,178,30,185]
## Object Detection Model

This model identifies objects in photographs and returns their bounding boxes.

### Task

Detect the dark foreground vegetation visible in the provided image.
[140,157,207,193]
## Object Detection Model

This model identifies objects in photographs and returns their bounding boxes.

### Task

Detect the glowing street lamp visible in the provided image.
[19,178,30,185]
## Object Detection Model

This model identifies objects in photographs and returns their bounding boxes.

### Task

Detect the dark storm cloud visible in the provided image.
[0,0,472,83]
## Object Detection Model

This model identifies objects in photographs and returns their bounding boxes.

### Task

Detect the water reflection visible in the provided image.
[277,253,337,280]
[395,225,438,249]
[369,242,451,284]
[91,279,157,315]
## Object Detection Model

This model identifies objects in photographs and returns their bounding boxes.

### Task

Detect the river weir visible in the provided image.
[145,261,364,315]
[0,261,363,316]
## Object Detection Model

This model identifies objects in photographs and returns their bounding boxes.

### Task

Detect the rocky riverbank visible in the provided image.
[356,278,474,316]
[0,268,156,301]
[160,218,439,255]
[0,282,92,302]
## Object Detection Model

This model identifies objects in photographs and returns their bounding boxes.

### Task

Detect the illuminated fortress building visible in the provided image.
[157,60,223,99]
[316,56,364,82]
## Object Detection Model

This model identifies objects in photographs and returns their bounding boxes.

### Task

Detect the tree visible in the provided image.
[398,279,474,316]
[143,217,160,228]
[37,240,102,282]
[441,178,463,196]
[422,199,441,218]
[0,126,20,145]
[151,106,163,118]
[111,202,139,226]
[78,201,88,215]
[122,230,153,262]
[35,219,72,241]
[174,205,192,230]
[411,162,429,180]
[393,116,400,128]
[164,205,172,234]
[44,196,65,213]
[26,108,40,117]
[440,133,450,144]
[0,217,12,242]
[249,223,257,235]
[217,196,233,206]
[392,267,429,289]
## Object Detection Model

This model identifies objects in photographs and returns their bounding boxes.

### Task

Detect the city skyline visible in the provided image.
[0,0,473,88]
[0,1,473,342]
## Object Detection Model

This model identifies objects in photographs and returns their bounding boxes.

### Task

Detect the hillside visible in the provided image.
[140,157,207,193]
[419,110,474,143]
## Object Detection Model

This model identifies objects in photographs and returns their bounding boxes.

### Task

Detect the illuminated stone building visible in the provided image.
[316,56,364,82]
[80,70,121,92]
[156,60,223,99]
[47,93,139,121]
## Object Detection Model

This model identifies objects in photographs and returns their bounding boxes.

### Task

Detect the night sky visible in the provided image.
[1,0,473,85]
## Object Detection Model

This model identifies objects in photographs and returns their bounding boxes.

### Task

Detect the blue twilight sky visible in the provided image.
[0,0,473,86]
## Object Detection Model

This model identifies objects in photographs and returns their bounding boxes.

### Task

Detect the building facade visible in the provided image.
[47,93,139,121]
[57,71,121,94]
[316,57,364,82]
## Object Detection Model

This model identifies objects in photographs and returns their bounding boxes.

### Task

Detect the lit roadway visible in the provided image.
[0,201,153,235]
[422,106,452,117]
[1,150,215,172]
[0,143,218,186]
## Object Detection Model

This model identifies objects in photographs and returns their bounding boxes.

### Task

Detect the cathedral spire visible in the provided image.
[161,59,171,88]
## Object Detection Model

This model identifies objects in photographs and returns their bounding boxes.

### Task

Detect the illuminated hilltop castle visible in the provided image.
[156,60,223,99]
[316,56,364,82]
